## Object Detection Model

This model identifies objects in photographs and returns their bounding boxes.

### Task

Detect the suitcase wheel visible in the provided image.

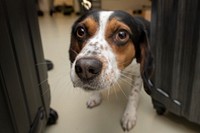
[45,60,54,71]
[47,108,58,125]
[152,99,166,115]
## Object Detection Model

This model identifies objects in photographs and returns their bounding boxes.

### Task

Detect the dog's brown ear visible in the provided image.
[69,36,80,64]
[134,17,153,95]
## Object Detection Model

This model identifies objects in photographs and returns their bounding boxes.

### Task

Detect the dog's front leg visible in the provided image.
[87,91,102,108]
[121,75,142,131]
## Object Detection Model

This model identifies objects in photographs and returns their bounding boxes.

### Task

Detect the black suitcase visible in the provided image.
[0,0,58,132]
[151,0,200,125]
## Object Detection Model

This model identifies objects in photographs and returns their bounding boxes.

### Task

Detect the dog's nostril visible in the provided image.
[75,58,102,81]
[88,66,100,75]
[75,65,83,73]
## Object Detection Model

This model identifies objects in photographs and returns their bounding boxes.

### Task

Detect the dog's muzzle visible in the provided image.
[75,57,103,82]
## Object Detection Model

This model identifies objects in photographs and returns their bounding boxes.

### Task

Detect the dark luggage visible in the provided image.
[0,0,58,132]
[151,0,200,125]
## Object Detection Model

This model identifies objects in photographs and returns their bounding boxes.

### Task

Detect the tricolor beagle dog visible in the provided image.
[69,10,153,131]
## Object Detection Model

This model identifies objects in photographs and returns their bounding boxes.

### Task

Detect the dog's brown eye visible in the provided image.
[118,31,127,39]
[117,30,129,41]
[115,30,129,45]
[76,26,86,38]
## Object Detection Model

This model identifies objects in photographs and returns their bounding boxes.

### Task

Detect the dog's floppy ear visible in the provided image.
[134,17,153,95]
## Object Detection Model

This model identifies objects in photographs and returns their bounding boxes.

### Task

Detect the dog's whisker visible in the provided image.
[50,75,67,93]
[42,80,68,99]
[56,79,71,99]
[36,60,65,66]
[36,62,49,65]
[49,69,68,78]
[106,83,113,100]
[71,81,82,93]
[38,79,48,87]
[113,85,118,99]
[119,77,133,88]
[49,72,69,88]
[120,73,134,81]
[119,77,134,87]
[42,87,50,96]
[111,83,118,99]
[106,88,110,101]
[70,48,78,55]
[116,81,127,98]
[121,71,139,77]
[106,83,113,99]
[73,80,82,89]
[121,70,136,75]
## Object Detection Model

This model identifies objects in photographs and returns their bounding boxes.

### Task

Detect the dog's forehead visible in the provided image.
[75,10,133,27]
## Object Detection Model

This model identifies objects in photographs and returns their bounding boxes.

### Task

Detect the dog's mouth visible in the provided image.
[71,71,118,91]
[74,79,107,91]
[83,86,96,91]
[71,66,120,92]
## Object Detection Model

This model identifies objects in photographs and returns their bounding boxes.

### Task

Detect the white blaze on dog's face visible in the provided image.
[69,11,139,91]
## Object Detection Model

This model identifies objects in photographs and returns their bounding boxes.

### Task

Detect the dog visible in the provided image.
[69,10,153,131]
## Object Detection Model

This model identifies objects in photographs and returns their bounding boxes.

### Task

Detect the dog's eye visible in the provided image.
[76,26,86,39]
[116,30,129,41]
[114,30,129,45]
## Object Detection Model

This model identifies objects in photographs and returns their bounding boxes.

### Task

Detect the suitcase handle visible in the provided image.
[29,107,45,133]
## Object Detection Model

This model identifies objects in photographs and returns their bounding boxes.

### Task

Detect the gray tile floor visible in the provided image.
[39,13,200,133]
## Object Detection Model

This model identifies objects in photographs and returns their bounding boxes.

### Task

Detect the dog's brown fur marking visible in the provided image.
[80,17,98,39]
[105,18,136,69]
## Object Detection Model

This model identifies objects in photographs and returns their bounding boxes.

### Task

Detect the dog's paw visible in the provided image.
[120,112,137,132]
[86,93,102,108]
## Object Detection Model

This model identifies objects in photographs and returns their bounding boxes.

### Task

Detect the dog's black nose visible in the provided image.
[75,58,102,81]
